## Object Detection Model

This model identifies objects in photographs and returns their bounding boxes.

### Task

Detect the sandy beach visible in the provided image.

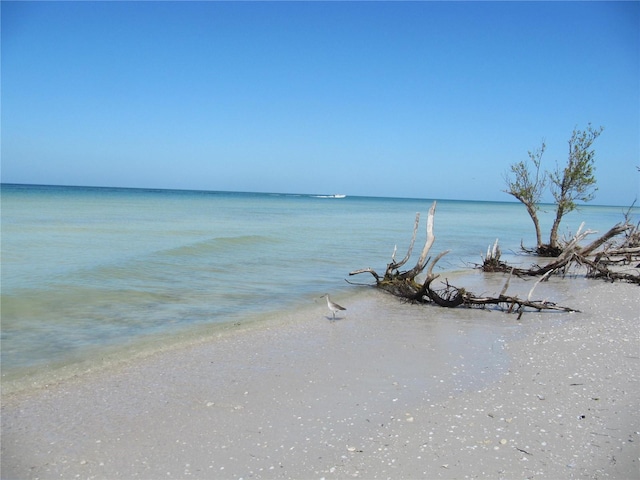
[2,276,638,479]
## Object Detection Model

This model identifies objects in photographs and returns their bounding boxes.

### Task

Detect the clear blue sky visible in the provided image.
[2,1,638,205]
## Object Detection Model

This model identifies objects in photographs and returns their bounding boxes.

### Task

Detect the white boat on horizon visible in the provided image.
[313,193,347,199]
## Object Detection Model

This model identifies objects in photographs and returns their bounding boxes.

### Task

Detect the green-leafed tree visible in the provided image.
[547,124,603,252]
[504,141,547,250]
[505,124,603,256]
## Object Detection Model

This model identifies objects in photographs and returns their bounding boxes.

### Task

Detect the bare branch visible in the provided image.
[528,270,553,302]
[500,268,514,296]
[350,202,582,315]
[348,267,380,281]
[426,249,451,281]
[401,201,437,279]
[389,213,420,270]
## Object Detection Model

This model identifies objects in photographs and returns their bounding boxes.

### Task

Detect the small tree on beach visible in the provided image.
[504,124,603,256]
[547,124,603,252]
[503,141,547,250]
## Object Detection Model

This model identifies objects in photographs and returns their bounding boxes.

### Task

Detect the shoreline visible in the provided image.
[2,278,638,479]
[0,291,357,397]
[0,267,476,398]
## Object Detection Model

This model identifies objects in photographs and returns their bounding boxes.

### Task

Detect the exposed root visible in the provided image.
[480,223,639,284]
[349,201,580,317]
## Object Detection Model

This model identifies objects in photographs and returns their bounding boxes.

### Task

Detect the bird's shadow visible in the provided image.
[325,315,346,321]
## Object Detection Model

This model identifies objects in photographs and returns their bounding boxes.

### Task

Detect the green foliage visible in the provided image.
[548,124,603,248]
[549,124,602,213]
[504,141,546,247]
[504,123,604,253]
[504,141,547,206]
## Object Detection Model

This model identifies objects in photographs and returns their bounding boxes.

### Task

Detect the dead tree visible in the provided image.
[349,201,578,317]
[583,220,640,282]
[481,221,640,284]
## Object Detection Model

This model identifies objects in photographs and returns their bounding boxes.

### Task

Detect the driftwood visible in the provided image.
[481,221,640,284]
[349,201,578,318]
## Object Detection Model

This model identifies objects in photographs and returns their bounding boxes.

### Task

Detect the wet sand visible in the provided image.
[2,277,638,479]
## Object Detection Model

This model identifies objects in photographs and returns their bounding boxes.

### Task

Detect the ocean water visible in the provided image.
[1,184,637,386]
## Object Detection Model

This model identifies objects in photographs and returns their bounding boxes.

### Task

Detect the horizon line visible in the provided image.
[1,182,635,209]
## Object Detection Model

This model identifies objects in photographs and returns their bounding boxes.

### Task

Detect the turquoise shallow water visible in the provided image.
[1,184,637,380]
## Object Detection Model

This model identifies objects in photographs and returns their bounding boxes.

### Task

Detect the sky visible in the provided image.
[2,1,639,205]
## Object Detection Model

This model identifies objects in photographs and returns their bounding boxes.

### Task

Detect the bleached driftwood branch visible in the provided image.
[349,201,578,316]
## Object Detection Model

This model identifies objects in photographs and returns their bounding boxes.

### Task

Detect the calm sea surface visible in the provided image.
[2,184,637,385]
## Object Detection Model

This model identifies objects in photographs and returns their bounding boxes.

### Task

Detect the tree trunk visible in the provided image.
[548,204,565,250]
[526,203,543,248]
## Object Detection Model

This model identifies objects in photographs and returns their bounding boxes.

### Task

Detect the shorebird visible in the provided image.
[320,293,346,320]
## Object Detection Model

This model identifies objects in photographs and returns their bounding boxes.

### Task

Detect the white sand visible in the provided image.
[2,277,638,479]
